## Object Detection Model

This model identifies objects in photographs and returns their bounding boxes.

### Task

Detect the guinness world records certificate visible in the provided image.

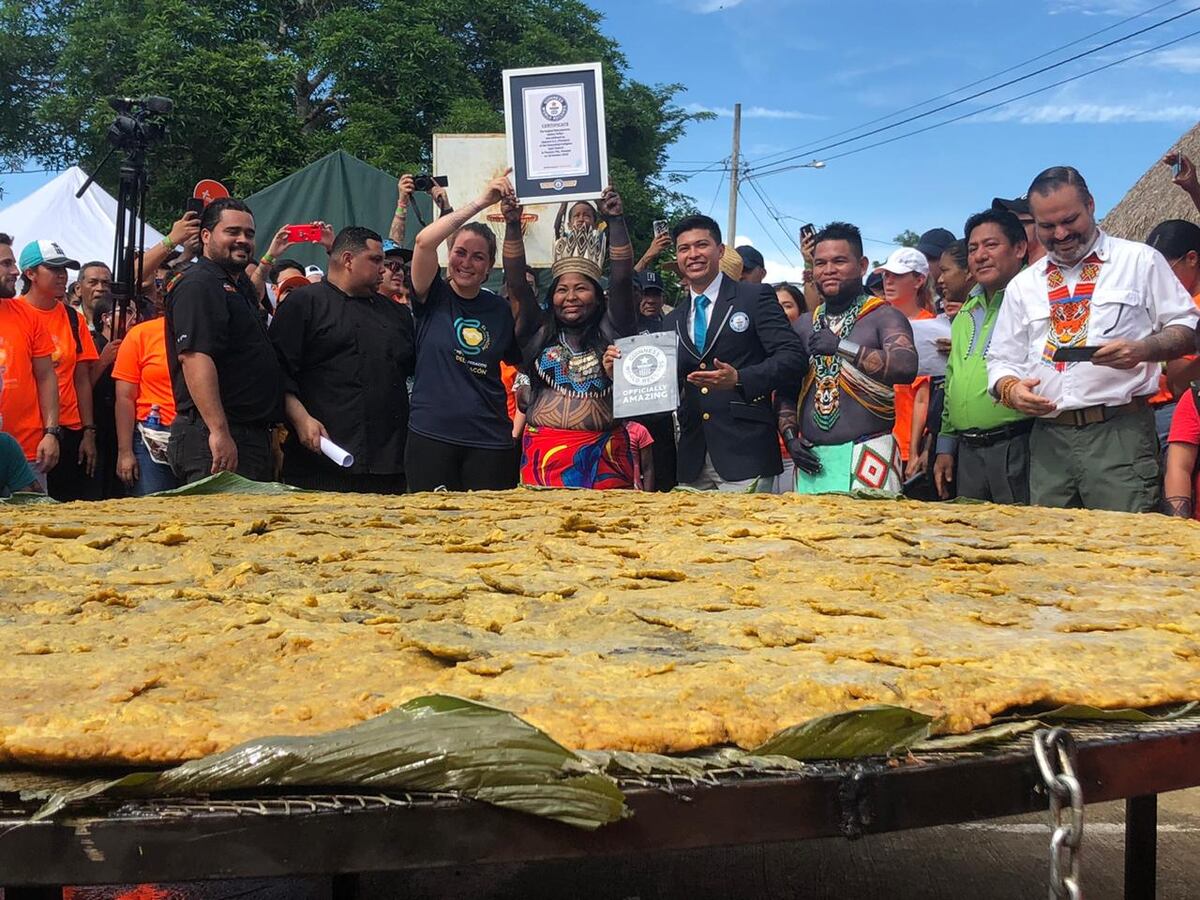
[503,63,608,205]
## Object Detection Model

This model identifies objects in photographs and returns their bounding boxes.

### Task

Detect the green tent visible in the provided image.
[245,150,434,270]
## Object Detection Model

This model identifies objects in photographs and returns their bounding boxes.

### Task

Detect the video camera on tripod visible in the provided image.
[105,96,172,151]
[76,95,174,337]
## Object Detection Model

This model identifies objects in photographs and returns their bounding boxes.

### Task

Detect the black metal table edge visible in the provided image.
[1,722,1196,894]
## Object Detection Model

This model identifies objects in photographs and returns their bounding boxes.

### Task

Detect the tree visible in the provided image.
[1,0,704,249]
[893,229,920,249]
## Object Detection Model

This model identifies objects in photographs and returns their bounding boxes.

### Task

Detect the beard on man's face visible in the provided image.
[818,276,863,308]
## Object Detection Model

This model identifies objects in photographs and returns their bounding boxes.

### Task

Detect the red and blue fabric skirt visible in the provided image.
[520,425,636,490]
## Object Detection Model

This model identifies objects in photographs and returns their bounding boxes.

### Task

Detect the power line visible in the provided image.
[747,0,1183,168]
[742,4,1200,177]
[737,184,798,267]
[664,158,728,173]
[706,169,728,218]
[751,25,1200,174]
[746,177,801,254]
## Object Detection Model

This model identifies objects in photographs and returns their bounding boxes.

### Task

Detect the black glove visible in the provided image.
[786,436,822,475]
[808,326,841,357]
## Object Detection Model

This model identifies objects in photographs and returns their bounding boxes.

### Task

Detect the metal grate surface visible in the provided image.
[0,717,1197,824]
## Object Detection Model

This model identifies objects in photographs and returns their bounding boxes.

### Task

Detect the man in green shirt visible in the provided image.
[934,208,1031,502]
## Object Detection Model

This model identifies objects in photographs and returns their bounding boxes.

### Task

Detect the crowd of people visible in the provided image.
[0,155,1198,519]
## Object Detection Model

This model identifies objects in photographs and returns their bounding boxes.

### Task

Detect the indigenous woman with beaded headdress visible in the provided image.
[502,186,638,488]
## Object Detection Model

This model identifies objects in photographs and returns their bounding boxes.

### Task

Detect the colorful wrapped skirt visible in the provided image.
[520,425,636,490]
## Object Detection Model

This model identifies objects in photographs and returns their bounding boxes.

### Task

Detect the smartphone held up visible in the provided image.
[286,223,324,244]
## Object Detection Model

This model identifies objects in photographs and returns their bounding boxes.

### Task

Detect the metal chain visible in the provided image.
[1033,727,1085,900]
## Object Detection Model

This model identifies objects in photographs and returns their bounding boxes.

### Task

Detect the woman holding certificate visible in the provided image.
[502,186,639,489]
[406,171,535,492]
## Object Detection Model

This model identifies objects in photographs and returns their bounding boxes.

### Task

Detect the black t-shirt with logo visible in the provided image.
[165,257,283,425]
[409,273,519,449]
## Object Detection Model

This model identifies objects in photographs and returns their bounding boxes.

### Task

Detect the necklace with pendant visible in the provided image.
[810,295,867,431]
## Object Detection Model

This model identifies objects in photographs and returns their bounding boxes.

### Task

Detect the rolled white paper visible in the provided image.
[319,436,354,468]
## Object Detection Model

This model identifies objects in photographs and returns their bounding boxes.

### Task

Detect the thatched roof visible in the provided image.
[1101,120,1200,240]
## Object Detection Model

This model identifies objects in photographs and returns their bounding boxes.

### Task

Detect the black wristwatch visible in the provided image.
[43,426,63,440]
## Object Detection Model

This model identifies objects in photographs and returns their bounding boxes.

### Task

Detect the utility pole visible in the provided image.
[727,102,741,243]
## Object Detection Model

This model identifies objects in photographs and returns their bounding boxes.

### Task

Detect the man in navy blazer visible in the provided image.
[663,215,808,490]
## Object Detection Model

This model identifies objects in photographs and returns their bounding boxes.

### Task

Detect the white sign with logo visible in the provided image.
[613,332,679,418]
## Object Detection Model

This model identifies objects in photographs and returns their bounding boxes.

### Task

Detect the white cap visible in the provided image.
[879,247,929,277]
[304,265,324,277]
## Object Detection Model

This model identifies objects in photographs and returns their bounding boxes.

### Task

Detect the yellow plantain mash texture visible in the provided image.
[1,490,1198,767]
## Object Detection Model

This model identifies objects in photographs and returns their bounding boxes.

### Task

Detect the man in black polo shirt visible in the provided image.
[269,226,415,493]
[165,197,283,483]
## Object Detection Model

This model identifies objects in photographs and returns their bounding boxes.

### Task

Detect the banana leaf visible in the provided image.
[753,705,933,760]
[0,491,57,505]
[913,720,1041,751]
[33,696,626,830]
[1039,701,1200,722]
[152,472,306,496]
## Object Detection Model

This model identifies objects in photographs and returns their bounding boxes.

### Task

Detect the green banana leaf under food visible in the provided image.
[27,698,1199,829]
[1,472,302,504]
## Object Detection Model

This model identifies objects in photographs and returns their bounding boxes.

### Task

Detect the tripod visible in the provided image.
[75,142,150,340]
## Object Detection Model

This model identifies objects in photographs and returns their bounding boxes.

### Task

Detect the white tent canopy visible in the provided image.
[0,166,165,273]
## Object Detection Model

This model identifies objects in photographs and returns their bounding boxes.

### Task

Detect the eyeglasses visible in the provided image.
[382,261,406,273]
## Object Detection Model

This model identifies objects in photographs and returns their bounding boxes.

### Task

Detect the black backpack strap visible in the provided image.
[64,304,83,355]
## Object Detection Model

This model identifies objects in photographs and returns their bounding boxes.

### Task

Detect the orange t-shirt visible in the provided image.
[892,307,934,462]
[111,318,176,426]
[500,361,519,422]
[21,298,99,430]
[0,298,55,460]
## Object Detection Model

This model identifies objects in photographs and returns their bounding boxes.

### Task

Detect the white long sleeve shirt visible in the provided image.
[986,231,1199,412]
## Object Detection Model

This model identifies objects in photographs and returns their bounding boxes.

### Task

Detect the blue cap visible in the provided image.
[19,240,80,272]
[382,239,412,260]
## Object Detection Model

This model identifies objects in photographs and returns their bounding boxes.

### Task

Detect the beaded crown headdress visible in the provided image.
[551,227,607,282]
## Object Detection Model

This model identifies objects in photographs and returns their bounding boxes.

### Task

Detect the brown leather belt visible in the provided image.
[1045,396,1149,427]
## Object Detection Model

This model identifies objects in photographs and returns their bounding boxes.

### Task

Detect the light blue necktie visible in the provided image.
[693,294,710,350]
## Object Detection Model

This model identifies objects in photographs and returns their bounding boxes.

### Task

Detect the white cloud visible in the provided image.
[1047,0,1148,15]
[681,0,748,11]
[971,102,1200,124]
[732,236,807,284]
[685,103,822,120]
[762,257,808,284]
[1146,46,1200,73]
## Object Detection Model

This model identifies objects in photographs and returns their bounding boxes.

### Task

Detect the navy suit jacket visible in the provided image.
[664,275,807,483]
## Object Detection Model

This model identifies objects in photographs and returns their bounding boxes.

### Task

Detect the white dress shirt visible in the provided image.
[688,272,724,344]
[986,231,1199,412]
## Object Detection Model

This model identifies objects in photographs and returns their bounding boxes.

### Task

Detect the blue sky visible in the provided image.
[3,0,1198,283]
[604,0,1200,278]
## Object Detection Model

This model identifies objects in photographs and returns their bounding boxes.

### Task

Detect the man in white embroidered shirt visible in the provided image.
[987,166,1199,513]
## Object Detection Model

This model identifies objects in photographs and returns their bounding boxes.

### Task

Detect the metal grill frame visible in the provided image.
[0,718,1196,898]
